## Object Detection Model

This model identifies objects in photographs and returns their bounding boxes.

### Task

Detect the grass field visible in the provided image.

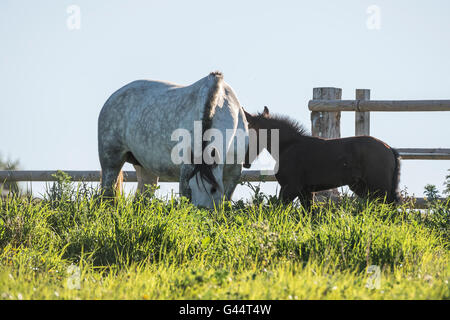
[0,178,449,300]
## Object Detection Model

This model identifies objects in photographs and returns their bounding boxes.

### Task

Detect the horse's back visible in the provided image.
[99,74,221,140]
[99,74,223,126]
[99,79,182,119]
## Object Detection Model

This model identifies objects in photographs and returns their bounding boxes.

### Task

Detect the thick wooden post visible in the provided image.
[311,87,342,138]
[355,89,370,136]
[310,87,342,202]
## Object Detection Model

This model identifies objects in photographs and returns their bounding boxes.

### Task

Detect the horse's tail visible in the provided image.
[202,71,224,129]
[190,71,224,190]
[390,148,401,203]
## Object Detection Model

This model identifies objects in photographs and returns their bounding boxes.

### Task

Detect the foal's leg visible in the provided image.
[367,183,395,203]
[349,180,369,200]
[359,170,395,203]
[298,190,313,212]
[133,165,159,196]
[370,172,398,203]
[279,185,286,203]
[279,184,298,204]
[351,179,393,203]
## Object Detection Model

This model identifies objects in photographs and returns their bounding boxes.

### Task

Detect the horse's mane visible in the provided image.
[189,162,220,190]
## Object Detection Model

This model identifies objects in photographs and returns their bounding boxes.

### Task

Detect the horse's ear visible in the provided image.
[262,106,270,117]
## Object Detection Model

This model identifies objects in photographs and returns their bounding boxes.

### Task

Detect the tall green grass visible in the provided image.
[0,180,448,299]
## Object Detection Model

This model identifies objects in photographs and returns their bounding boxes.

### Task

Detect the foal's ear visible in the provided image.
[262,106,270,117]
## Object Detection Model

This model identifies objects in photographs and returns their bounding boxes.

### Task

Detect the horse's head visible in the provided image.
[243,106,272,168]
[188,148,225,209]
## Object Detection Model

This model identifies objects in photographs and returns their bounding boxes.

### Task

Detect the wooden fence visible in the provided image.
[307,87,450,205]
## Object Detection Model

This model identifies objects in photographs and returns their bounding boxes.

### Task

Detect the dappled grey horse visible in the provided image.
[98,72,249,208]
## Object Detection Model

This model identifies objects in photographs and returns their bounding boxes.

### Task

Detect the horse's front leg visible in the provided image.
[134,165,159,197]
[179,164,194,200]
[223,164,242,200]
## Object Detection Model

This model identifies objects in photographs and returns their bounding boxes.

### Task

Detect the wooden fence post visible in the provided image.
[311,87,342,138]
[355,89,370,136]
[310,87,342,201]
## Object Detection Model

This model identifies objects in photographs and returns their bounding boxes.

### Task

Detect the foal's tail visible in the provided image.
[390,148,401,203]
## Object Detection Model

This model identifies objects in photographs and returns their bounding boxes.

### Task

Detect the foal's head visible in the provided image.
[243,106,271,168]
[243,106,308,168]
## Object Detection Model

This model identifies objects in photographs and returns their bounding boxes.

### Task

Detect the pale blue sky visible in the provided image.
[1,0,449,199]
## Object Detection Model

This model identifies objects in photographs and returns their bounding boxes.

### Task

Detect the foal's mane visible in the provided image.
[255,111,310,138]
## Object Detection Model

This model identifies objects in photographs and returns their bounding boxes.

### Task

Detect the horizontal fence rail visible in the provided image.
[308,99,450,112]
[396,148,450,160]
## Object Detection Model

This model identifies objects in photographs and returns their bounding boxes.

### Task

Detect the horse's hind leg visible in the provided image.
[99,149,126,199]
[134,165,159,196]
